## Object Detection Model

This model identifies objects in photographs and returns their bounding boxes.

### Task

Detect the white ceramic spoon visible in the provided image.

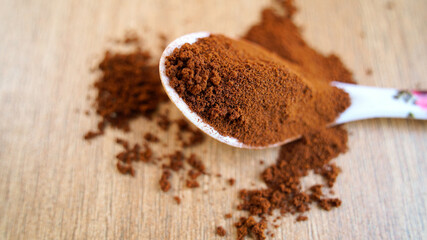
[159,32,427,149]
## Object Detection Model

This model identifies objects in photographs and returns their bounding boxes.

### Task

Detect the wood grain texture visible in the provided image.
[0,0,426,239]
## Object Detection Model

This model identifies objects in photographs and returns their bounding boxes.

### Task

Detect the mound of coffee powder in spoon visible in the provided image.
[165,34,350,146]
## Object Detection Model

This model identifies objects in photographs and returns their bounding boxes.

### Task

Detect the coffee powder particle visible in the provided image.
[228,178,236,186]
[157,113,171,130]
[225,213,233,219]
[187,154,206,173]
[186,179,200,188]
[116,162,135,176]
[216,226,227,237]
[296,215,308,222]
[188,169,202,180]
[165,151,185,171]
[173,196,181,204]
[144,133,160,142]
[319,198,342,211]
[159,170,172,192]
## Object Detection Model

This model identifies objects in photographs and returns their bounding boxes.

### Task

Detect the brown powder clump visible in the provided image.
[187,154,206,173]
[115,138,153,176]
[188,169,202,179]
[228,178,236,186]
[186,179,200,188]
[235,216,267,240]
[85,49,168,139]
[173,196,181,204]
[159,170,172,192]
[216,226,227,237]
[164,151,185,171]
[144,132,159,142]
[165,34,350,146]
[319,198,342,211]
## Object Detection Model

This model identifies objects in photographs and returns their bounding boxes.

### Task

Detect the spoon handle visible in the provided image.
[332,82,427,124]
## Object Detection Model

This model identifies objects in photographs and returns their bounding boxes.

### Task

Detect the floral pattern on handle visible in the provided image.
[412,91,427,110]
[393,90,427,118]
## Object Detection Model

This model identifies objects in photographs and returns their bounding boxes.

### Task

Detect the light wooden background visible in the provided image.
[0,0,426,239]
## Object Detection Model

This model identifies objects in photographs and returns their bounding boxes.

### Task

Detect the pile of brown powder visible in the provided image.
[165,34,350,146]
[84,1,355,239]
[84,35,206,192]
[84,49,168,139]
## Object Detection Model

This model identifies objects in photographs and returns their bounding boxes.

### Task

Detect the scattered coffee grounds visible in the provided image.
[164,151,185,171]
[173,196,181,204]
[115,138,153,176]
[235,216,267,240]
[319,198,342,211]
[228,178,235,186]
[186,179,200,188]
[157,113,171,130]
[216,226,227,237]
[188,169,202,179]
[159,170,172,192]
[237,127,347,219]
[225,213,232,219]
[296,215,308,222]
[186,154,206,173]
[165,34,350,146]
[144,132,159,142]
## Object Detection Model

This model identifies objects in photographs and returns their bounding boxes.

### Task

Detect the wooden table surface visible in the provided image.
[1,0,426,239]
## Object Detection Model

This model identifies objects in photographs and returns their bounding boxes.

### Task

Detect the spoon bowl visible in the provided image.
[159,32,427,149]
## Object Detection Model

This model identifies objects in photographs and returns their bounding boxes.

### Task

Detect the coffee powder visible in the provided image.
[84,35,206,194]
[165,35,350,146]
[84,49,168,139]
[230,1,353,238]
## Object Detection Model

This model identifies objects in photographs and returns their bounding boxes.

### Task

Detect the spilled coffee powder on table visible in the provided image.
[84,0,355,239]
[84,49,168,139]
[84,35,206,192]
